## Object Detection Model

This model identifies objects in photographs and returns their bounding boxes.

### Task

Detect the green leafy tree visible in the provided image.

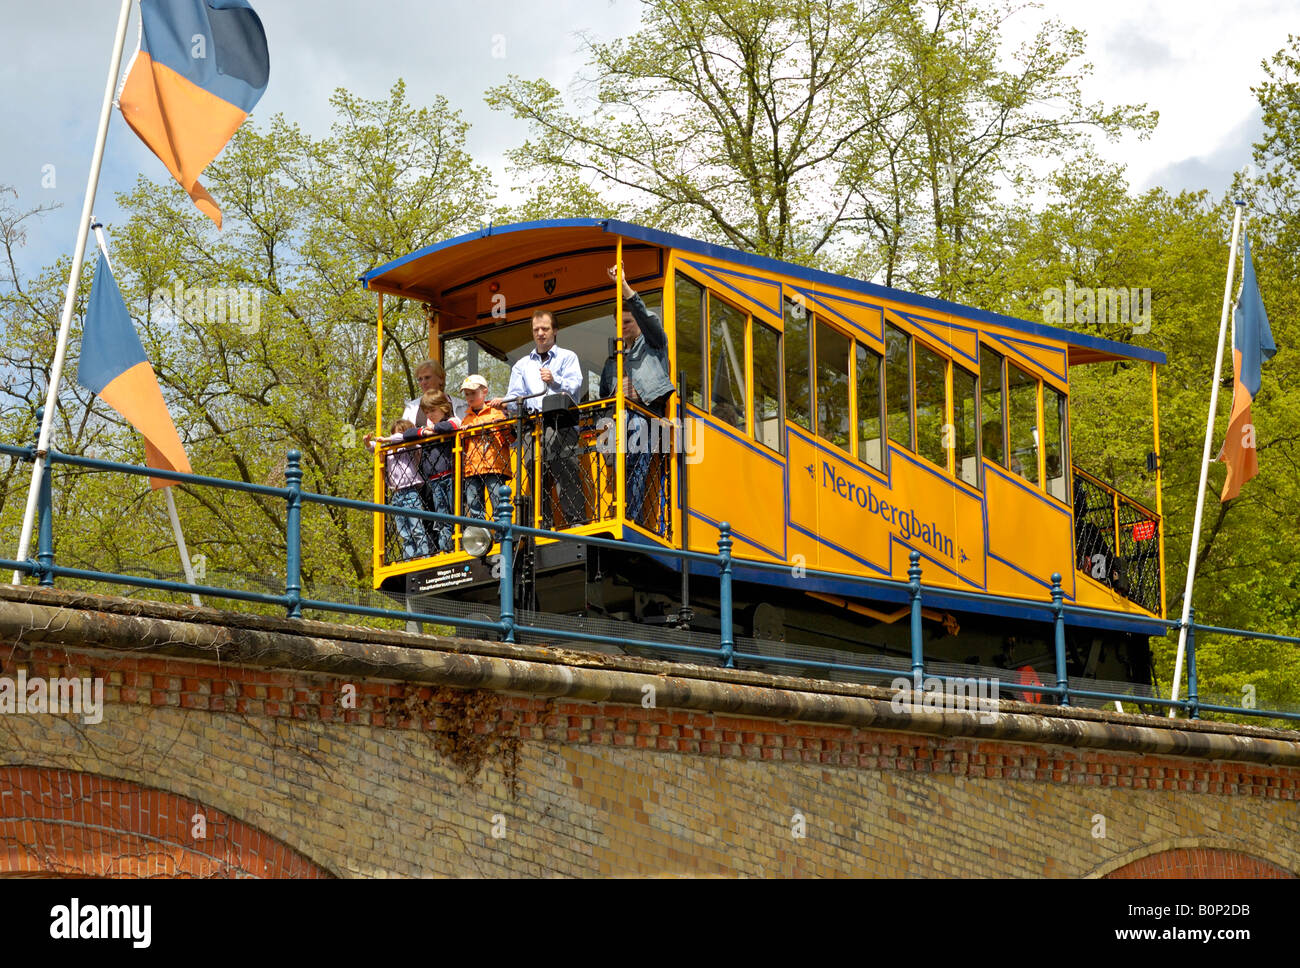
[1,82,492,597]
[487,0,908,263]
[957,151,1299,716]
[854,2,1156,296]
[487,0,1155,292]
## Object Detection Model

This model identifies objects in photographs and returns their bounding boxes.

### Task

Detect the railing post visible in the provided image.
[35,410,54,587]
[1185,607,1199,720]
[1051,573,1068,706]
[1111,488,1121,562]
[718,522,734,668]
[285,449,302,618]
[908,550,923,681]
[496,483,515,643]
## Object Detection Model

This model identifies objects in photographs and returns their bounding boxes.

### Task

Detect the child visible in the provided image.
[459,374,515,523]
[364,418,430,561]
[409,389,460,553]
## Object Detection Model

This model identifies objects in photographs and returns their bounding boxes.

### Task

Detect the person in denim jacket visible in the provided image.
[600,265,676,519]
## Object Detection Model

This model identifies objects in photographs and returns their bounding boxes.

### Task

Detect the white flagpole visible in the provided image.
[164,488,203,607]
[11,0,134,583]
[90,221,203,608]
[1169,200,1245,715]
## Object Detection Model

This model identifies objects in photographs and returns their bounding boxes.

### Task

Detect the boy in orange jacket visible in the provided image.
[458,374,515,522]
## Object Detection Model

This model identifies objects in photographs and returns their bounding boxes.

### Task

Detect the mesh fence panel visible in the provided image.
[1073,472,1117,578]
[378,401,675,567]
[1072,470,1161,611]
[1115,498,1162,612]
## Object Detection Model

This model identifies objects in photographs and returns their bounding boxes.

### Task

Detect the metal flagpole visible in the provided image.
[164,487,203,607]
[1169,200,1245,715]
[90,220,203,608]
[11,0,135,583]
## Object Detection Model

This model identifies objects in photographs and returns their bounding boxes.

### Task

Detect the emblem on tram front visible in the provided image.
[544,277,557,294]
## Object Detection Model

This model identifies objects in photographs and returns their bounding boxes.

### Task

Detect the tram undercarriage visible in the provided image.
[395,537,1156,700]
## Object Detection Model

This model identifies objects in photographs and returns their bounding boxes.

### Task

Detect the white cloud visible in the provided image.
[1039,0,1293,192]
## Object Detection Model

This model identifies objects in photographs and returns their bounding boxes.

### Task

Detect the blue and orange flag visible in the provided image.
[77,252,192,488]
[1218,233,1277,501]
[118,0,269,228]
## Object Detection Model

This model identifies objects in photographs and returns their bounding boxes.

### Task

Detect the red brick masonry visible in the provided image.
[1108,848,1291,878]
[0,766,329,877]
[9,645,1298,799]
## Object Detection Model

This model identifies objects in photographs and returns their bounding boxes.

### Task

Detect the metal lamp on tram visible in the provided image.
[461,525,494,559]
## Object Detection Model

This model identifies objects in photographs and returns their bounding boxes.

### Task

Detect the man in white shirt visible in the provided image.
[490,310,586,526]
[490,310,583,412]
[403,359,467,425]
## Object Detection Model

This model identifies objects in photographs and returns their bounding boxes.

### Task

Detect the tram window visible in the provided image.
[953,365,979,487]
[814,320,850,451]
[440,295,660,404]
[981,348,1005,467]
[708,293,748,432]
[558,294,661,401]
[675,274,705,409]
[856,343,883,469]
[783,297,812,431]
[1045,386,1068,501]
[1007,362,1040,486]
[884,323,912,450]
[752,320,783,453]
[914,341,948,469]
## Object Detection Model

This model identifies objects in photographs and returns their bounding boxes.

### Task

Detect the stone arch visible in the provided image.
[0,767,332,878]
[1090,838,1295,879]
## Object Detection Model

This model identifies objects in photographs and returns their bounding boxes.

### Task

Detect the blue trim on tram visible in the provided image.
[362,218,1167,366]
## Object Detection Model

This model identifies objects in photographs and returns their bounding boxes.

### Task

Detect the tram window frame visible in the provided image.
[913,338,949,470]
[440,293,663,405]
[752,318,784,454]
[706,290,749,433]
[856,341,884,470]
[783,296,813,432]
[884,322,913,452]
[1044,385,1069,502]
[980,346,1006,475]
[952,363,980,488]
[814,317,852,453]
[1006,361,1041,487]
[673,273,706,410]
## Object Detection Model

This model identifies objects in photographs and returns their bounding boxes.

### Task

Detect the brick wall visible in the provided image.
[0,636,1296,878]
[0,766,329,877]
[1105,848,1292,879]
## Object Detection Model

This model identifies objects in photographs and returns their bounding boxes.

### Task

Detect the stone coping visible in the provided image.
[0,584,1296,766]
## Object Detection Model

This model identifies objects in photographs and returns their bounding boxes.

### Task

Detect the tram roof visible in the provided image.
[361,218,1165,366]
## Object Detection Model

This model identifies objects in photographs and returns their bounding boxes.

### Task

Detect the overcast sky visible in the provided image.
[0,0,1292,279]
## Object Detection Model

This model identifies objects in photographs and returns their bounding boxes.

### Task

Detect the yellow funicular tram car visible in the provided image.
[363,219,1165,687]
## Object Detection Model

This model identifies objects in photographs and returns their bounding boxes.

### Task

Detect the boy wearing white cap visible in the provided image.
[459,374,515,523]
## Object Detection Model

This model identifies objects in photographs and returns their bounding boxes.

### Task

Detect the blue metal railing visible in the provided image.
[2,437,1298,725]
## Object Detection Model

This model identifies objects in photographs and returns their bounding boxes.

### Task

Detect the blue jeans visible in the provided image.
[626,411,654,522]
[463,473,506,524]
[391,487,431,560]
[423,474,454,553]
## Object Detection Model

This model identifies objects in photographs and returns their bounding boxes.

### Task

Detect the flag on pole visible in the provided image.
[77,251,192,488]
[1218,233,1277,501]
[117,0,269,228]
